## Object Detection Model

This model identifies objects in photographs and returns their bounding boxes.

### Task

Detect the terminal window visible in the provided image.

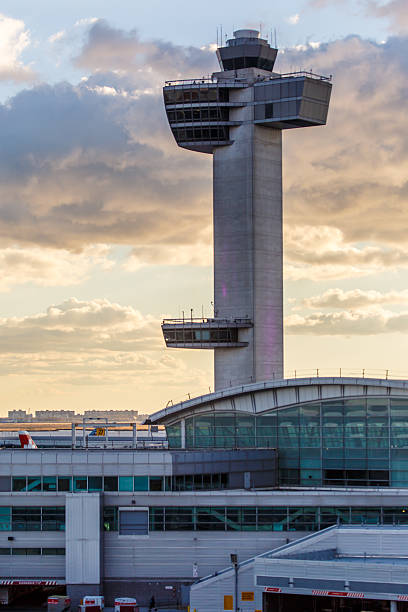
[119,509,148,536]
[104,505,408,533]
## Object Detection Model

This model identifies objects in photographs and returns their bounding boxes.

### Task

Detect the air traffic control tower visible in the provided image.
[162,29,332,391]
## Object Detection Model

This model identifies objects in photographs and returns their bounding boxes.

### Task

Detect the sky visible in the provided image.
[0,0,407,416]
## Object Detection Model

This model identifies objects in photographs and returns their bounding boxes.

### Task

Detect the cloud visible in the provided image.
[301,288,408,309]
[0,298,210,395]
[307,0,344,6]
[0,14,35,82]
[0,79,212,252]
[284,226,408,280]
[0,297,160,354]
[0,26,408,278]
[287,14,300,25]
[125,239,212,270]
[306,0,408,33]
[48,30,66,44]
[276,35,408,271]
[74,20,217,85]
[367,0,408,33]
[0,245,112,292]
[286,307,408,335]
[75,18,99,28]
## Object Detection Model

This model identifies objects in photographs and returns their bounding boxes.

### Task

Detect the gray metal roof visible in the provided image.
[149,376,408,424]
[192,525,408,595]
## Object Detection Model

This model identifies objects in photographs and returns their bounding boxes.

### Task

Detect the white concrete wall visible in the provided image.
[65,494,100,585]
[213,84,283,390]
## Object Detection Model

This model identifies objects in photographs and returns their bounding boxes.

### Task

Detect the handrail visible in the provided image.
[162,317,252,325]
[165,77,247,86]
[268,70,332,82]
[165,70,331,87]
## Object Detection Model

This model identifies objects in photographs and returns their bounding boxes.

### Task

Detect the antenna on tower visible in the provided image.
[274,28,277,48]
[220,25,223,47]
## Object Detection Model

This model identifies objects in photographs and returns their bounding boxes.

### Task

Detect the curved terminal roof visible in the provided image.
[148,377,408,425]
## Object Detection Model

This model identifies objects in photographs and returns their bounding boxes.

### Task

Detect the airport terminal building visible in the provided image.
[2,377,408,608]
[1,28,408,612]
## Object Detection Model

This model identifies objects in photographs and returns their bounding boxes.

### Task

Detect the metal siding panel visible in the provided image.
[66,494,100,585]
[191,565,256,612]
[213,399,233,412]
[234,395,254,413]
[343,385,365,396]
[366,385,388,395]
[72,453,88,464]
[0,557,65,578]
[253,390,274,413]
[104,532,289,579]
[298,385,320,403]
[101,452,119,464]
[11,452,27,464]
[276,388,297,406]
[320,385,342,400]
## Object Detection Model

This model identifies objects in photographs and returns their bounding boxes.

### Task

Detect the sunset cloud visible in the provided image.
[286,307,408,335]
[284,226,408,280]
[0,28,407,283]
[74,20,217,85]
[0,297,160,353]
[301,288,408,309]
[1,17,408,411]
[0,245,112,291]
[277,36,408,273]
[0,297,209,401]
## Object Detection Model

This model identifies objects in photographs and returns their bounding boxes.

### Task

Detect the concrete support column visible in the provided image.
[391,601,398,612]
[213,86,283,390]
[71,423,76,449]
[132,423,137,449]
[181,419,186,449]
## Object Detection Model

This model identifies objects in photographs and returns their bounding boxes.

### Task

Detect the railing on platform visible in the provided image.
[162,316,252,326]
[164,70,332,87]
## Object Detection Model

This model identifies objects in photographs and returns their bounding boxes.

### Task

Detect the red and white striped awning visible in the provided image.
[263,586,404,601]
[0,579,64,586]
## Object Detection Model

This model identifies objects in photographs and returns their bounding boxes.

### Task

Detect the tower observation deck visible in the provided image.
[162,29,332,391]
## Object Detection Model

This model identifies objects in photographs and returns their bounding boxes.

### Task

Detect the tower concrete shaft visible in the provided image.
[213,90,283,388]
[162,29,332,391]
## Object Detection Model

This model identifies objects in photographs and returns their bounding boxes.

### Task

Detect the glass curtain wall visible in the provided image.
[166,397,408,487]
[103,505,408,532]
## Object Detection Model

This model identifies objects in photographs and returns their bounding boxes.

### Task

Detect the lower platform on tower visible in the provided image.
[161,317,252,348]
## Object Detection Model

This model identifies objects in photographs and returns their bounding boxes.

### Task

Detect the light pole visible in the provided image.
[230,553,238,612]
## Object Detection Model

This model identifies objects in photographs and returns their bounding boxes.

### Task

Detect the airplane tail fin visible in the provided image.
[18,431,38,449]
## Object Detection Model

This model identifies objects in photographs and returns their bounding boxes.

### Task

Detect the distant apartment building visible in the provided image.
[6,410,32,423]
[82,410,139,421]
[5,409,140,423]
[35,411,76,422]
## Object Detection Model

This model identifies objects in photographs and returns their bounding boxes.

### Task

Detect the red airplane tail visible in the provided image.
[18,431,38,449]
